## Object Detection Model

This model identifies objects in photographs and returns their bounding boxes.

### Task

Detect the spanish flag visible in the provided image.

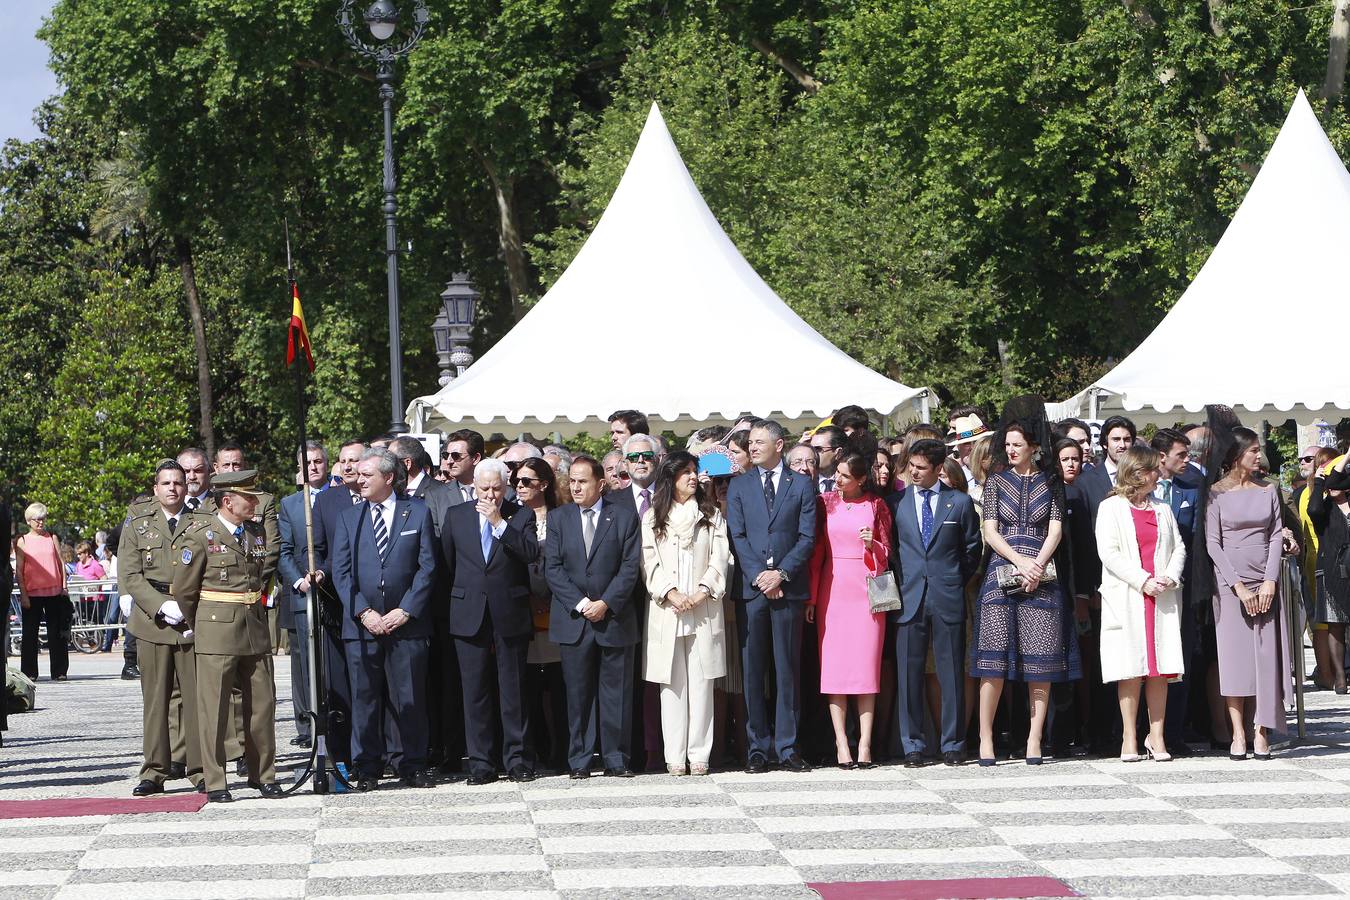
[286,282,315,372]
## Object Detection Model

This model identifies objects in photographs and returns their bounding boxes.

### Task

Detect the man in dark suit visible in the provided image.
[1152,428,1200,755]
[1076,415,1137,526]
[332,447,437,790]
[443,458,539,784]
[278,441,328,749]
[888,439,982,767]
[1073,414,1136,754]
[392,435,466,772]
[726,419,817,773]
[545,456,642,778]
[309,439,367,767]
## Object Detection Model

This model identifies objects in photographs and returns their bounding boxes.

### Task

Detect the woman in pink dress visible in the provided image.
[807,451,893,768]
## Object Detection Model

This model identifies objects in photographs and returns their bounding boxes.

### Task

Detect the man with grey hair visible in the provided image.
[502,442,544,464]
[543,445,574,479]
[442,457,539,783]
[332,446,438,790]
[601,449,629,493]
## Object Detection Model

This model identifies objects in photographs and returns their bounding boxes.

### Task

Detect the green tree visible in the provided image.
[28,267,194,534]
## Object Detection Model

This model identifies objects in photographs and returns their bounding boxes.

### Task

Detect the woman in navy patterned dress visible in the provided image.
[971,422,1082,765]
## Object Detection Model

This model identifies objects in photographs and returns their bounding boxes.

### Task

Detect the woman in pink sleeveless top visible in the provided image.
[17,502,70,681]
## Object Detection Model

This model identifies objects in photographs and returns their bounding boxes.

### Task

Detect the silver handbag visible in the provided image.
[867,570,904,614]
[996,560,1057,593]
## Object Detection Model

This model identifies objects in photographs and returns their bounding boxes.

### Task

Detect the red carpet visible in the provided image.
[809,877,1079,899]
[0,795,207,819]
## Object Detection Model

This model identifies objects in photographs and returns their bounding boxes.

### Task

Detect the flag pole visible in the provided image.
[285,218,335,794]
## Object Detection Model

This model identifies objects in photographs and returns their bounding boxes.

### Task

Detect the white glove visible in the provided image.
[181,629,194,642]
[119,594,133,617]
[158,600,185,625]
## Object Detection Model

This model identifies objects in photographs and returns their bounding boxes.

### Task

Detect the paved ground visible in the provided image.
[2,651,1349,899]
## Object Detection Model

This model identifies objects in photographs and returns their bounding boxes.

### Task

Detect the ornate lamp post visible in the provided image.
[337,0,430,433]
[432,273,479,386]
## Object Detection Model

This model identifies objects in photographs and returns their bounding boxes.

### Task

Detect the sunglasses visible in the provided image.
[505,459,524,472]
[513,476,542,488]
[443,450,469,461]
[625,451,656,462]
[1300,456,1316,464]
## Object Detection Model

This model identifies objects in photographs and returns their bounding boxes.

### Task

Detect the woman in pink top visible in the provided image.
[17,502,70,680]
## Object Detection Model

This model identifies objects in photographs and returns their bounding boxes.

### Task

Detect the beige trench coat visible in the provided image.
[640,505,729,685]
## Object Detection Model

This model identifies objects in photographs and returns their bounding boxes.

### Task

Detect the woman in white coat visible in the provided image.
[1095,445,1186,762]
[642,450,729,775]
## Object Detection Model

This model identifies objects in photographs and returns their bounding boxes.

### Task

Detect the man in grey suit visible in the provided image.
[888,439,982,767]
[278,440,329,748]
[391,434,466,773]
[441,429,485,507]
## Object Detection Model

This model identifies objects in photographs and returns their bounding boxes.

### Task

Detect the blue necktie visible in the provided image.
[480,516,494,562]
[763,469,776,512]
[920,489,935,547]
[233,525,244,544]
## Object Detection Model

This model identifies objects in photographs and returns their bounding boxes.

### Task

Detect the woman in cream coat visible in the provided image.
[1095,445,1186,762]
[642,450,729,775]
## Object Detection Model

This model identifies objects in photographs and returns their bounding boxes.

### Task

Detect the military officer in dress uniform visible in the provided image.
[124,460,208,796]
[172,469,284,803]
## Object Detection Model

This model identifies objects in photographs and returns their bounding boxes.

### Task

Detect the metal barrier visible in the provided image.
[8,579,126,656]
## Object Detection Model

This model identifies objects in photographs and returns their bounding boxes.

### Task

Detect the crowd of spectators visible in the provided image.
[7,399,1341,772]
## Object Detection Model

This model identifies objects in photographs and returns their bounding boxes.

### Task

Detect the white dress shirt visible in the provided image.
[406,470,426,495]
[631,482,654,512]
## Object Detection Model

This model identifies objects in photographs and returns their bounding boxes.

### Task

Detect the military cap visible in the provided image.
[212,469,266,496]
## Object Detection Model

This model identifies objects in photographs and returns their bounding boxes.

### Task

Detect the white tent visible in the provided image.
[407,103,932,438]
[1051,90,1350,428]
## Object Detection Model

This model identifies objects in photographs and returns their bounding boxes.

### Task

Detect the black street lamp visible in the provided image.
[337,0,430,434]
[432,273,479,386]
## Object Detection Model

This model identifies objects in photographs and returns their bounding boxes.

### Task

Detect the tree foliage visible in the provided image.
[1,0,1345,534]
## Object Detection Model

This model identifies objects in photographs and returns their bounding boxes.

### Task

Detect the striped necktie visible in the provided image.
[371,503,389,558]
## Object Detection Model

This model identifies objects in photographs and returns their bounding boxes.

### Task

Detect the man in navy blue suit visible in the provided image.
[332,448,438,790]
[1152,428,1200,755]
[443,458,539,785]
[1076,415,1137,527]
[888,439,983,767]
[726,419,817,773]
[277,440,328,749]
[308,439,367,766]
[545,456,642,778]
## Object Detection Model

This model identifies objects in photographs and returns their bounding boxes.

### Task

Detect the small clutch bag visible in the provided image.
[996,561,1057,593]
[867,570,904,614]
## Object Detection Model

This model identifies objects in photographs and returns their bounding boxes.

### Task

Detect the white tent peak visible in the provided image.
[1052,88,1350,425]
[409,102,930,436]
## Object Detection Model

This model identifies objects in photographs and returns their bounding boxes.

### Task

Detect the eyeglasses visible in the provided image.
[513,476,541,488]
[1300,456,1315,463]
[443,450,468,461]
[625,451,656,462]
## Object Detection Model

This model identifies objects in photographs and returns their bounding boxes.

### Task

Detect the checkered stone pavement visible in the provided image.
[2,653,1349,899]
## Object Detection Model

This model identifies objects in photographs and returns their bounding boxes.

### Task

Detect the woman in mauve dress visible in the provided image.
[1206,427,1287,759]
